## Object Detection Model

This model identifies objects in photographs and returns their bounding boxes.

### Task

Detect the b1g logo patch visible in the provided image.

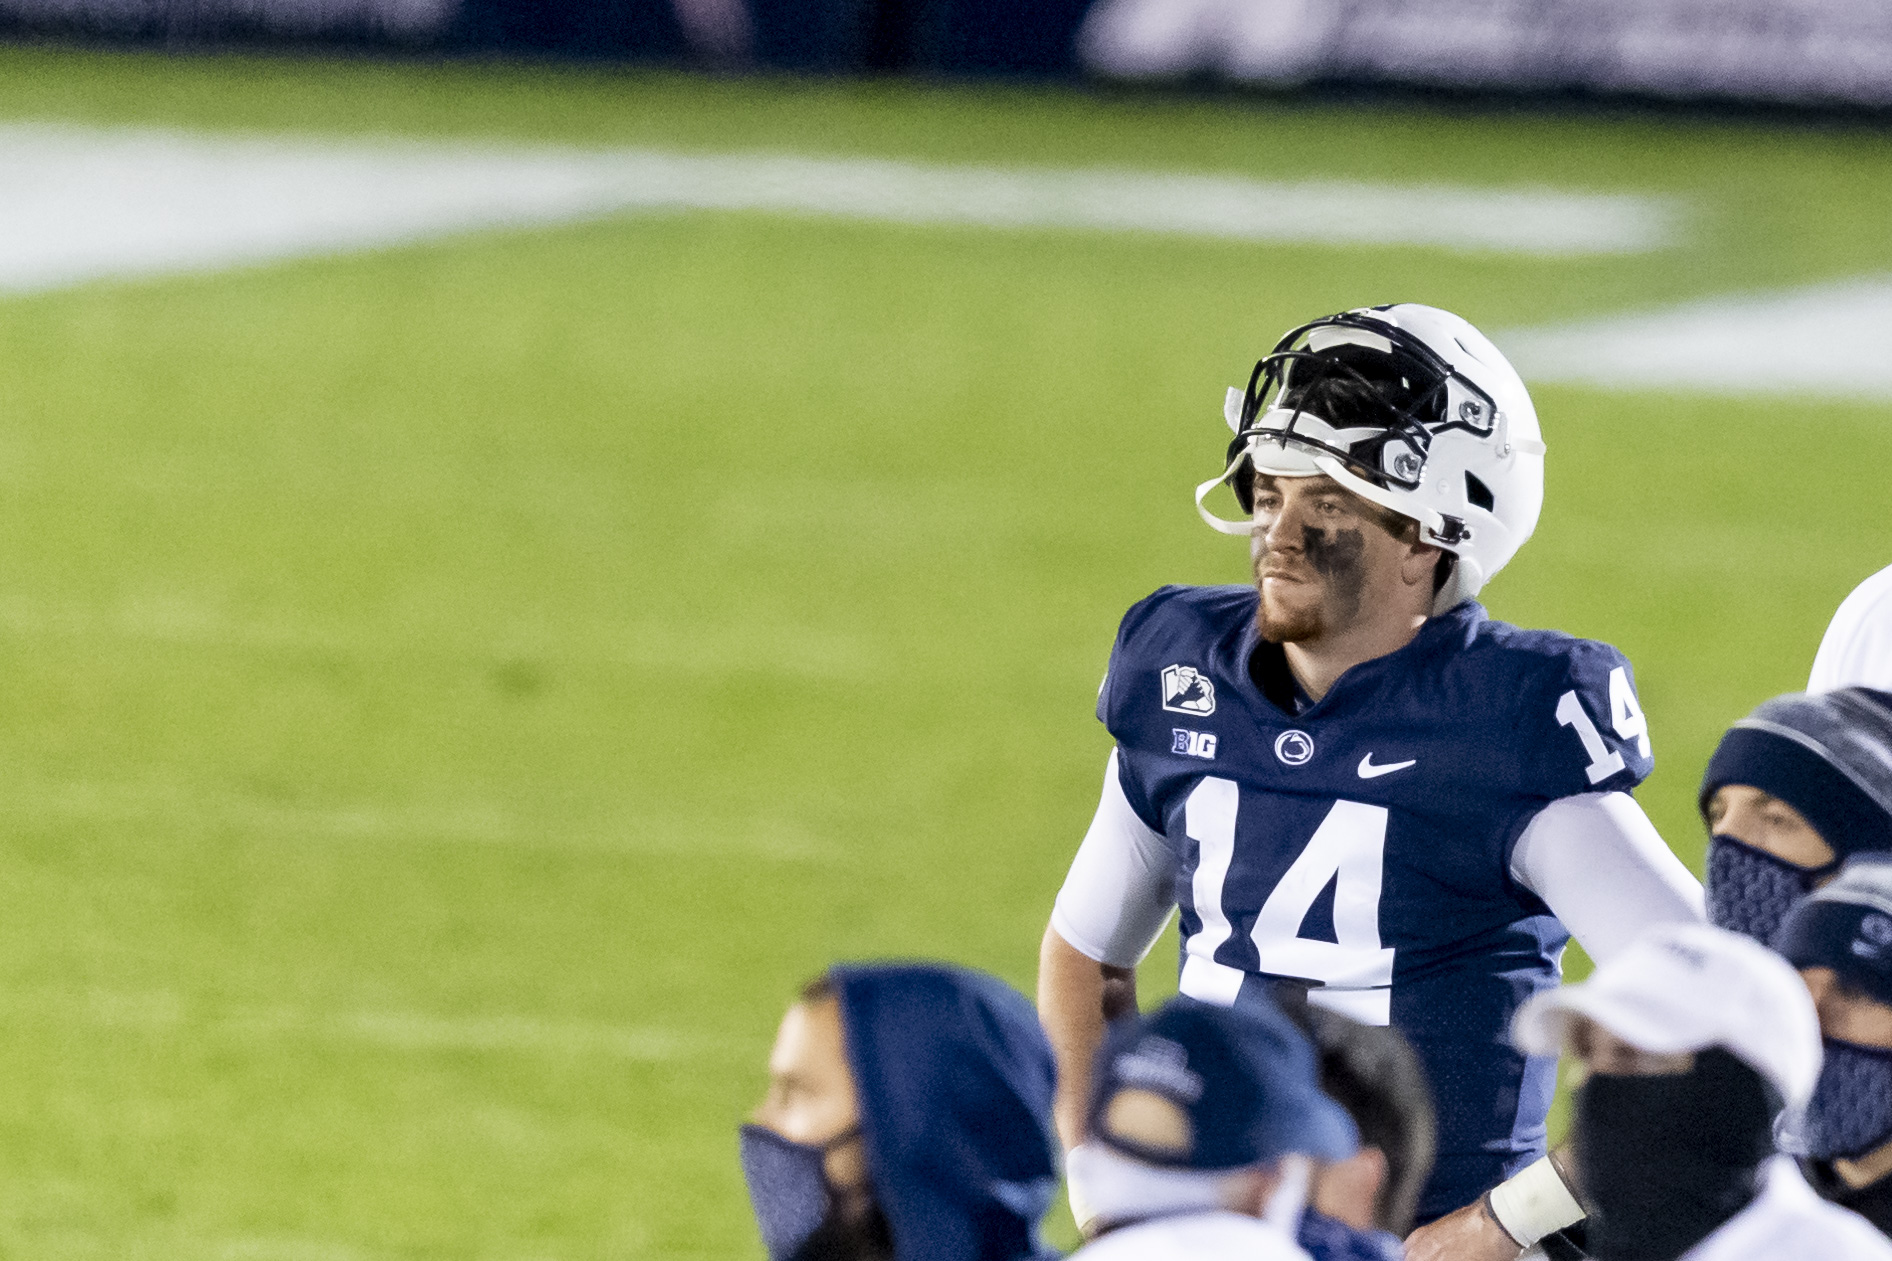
[1161,664,1216,716]
[1172,729,1218,760]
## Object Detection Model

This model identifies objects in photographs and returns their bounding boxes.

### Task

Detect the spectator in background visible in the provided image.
[1776,856,1892,1235]
[1700,688,1892,944]
[1065,995,1358,1261]
[1812,564,1892,692]
[1513,922,1892,1261]
[740,963,1060,1261]
[1281,1000,1434,1261]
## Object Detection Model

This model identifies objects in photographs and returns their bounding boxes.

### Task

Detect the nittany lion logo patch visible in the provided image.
[1160,664,1216,716]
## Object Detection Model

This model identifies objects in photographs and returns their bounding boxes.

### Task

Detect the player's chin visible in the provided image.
[1257,585,1325,644]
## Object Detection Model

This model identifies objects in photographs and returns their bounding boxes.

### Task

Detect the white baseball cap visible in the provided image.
[1513,923,1822,1111]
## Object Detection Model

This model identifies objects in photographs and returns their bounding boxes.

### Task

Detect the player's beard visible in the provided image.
[1257,578,1325,643]
[1253,525,1369,644]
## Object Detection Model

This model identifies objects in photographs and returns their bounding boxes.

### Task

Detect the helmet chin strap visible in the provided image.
[1194,452,1258,536]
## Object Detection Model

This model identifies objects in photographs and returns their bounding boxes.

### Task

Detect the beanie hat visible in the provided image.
[1699,688,1892,859]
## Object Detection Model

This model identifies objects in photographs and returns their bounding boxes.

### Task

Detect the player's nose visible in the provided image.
[1259,501,1306,553]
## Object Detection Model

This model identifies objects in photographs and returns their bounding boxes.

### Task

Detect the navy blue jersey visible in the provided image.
[1099,586,1653,1222]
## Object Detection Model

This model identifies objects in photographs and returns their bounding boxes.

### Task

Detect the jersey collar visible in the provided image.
[1234,597,1486,719]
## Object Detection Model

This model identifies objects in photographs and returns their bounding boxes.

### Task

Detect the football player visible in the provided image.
[1037,305,1704,1238]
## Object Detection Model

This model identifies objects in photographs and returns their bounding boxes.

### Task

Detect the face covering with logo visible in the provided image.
[1574,1048,1775,1261]
[1705,834,1838,944]
[739,1125,864,1261]
[1801,1039,1892,1162]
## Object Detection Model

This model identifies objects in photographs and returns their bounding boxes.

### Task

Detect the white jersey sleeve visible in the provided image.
[1050,749,1178,969]
[1508,791,1705,964]
[1810,562,1892,692]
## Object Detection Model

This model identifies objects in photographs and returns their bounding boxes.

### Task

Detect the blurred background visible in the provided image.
[0,2,1887,1258]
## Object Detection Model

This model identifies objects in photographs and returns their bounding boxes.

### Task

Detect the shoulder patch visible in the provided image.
[1160,664,1216,715]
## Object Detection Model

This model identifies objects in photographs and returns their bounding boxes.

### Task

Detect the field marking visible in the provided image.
[0,121,1679,294]
[1501,276,1892,400]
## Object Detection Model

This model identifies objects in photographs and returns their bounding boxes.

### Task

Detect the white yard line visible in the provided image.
[0,121,1679,293]
[1500,276,1892,401]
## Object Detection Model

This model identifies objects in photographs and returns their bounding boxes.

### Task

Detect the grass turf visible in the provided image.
[0,45,1885,1259]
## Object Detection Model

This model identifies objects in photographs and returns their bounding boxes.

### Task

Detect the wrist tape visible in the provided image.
[1486,1154,1584,1246]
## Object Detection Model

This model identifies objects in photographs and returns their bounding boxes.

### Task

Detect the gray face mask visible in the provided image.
[739,1125,856,1261]
[1705,834,1836,945]
[1801,1039,1892,1162]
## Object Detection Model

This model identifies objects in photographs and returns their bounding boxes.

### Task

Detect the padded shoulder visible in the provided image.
[1454,617,1653,798]
[1097,584,1253,728]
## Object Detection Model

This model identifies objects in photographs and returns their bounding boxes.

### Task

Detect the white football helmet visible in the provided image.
[1195,303,1546,613]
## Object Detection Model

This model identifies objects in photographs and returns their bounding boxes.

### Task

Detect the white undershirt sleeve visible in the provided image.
[1050,749,1179,969]
[1509,791,1705,965]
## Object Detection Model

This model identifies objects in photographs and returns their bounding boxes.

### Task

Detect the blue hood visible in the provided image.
[830,963,1061,1261]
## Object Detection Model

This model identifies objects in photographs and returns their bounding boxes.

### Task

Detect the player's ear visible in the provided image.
[1310,1146,1388,1232]
[1399,540,1444,589]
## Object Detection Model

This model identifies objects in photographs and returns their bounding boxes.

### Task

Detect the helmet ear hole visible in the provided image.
[1464,472,1495,512]
[1233,456,1257,514]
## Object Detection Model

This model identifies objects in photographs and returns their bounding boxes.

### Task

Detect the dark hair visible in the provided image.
[800,973,837,1004]
[1284,1000,1437,1236]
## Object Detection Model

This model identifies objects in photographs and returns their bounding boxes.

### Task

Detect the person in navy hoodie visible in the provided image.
[740,962,1062,1261]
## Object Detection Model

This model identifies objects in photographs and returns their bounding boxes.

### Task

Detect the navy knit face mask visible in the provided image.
[1802,1039,1892,1162]
[1705,835,1837,945]
[739,1124,859,1261]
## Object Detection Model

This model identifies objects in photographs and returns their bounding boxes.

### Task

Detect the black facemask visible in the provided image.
[1574,1048,1776,1261]
[1704,834,1837,945]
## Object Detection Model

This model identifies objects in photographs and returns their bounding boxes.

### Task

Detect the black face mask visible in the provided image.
[1574,1048,1776,1261]
[1705,834,1837,945]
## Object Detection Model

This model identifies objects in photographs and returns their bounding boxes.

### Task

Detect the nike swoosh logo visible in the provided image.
[1357,753,1417,779]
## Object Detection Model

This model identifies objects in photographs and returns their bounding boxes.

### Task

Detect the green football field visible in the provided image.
[0,45,1887,1259]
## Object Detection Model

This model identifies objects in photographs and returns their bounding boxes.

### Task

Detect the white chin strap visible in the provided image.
[1194,451,1261,537]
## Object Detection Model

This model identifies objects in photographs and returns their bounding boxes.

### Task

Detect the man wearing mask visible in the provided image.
[1699,687,1892,944]
[1462,687,1892,1260]
[1512,922,1892,1261]
[740,963,1061,1261]
[1776,856,1892,1234]
[1065,995,1358,1260]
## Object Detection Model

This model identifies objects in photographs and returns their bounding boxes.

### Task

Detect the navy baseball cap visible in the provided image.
[1086,996,1358,1172]
[1777,854,1892,1008]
